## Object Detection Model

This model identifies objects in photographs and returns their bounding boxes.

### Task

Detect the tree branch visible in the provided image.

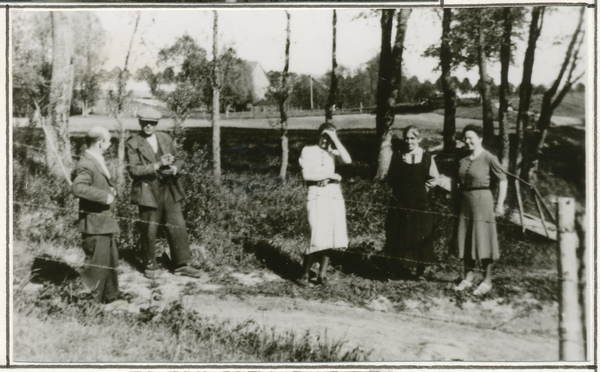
[546,7,584,98]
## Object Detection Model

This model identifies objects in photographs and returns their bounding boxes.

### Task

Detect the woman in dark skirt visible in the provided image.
[454,125,507,295]
[385,126,439,279]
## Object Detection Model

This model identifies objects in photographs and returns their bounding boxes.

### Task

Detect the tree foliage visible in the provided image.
[12,12,52,118]
[265,55,439,113]
[71,12,107,116]
[155,34,209,125]
[12,12,106,118]
[218,48,253,111]
[135,36,253,120]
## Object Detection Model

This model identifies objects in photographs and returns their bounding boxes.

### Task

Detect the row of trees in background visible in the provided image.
[12,11,245,183]
[13,12,108,120]
[13,8,587,187]
[134,37,254,127]
[374,7,586,185]
[265,58,456,113]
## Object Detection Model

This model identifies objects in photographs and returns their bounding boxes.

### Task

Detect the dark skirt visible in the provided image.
[384,202,435,266]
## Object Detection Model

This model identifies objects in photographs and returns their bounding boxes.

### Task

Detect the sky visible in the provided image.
[19,7,589,88]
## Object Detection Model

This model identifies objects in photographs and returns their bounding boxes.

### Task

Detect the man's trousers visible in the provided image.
[81,233,119,303]
[138,185,192,270]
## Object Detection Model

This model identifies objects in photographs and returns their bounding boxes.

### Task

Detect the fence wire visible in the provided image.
[12,140,558,277]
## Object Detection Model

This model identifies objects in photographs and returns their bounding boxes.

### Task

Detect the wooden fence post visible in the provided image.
[557,197,585,361]
[575,211,588,360]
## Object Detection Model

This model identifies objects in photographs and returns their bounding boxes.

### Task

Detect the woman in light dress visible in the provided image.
[298,123,352,286]
[454,125,507,295]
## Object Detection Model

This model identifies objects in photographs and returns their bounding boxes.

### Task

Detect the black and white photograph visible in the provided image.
[9,4,594,365]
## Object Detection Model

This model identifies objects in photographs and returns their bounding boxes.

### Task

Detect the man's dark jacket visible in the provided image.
[72,152,120,234]
[125,132,186,208]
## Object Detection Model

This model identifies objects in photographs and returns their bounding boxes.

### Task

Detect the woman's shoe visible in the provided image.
[473,282,492,295]
[174,264,203,278]
[144,267,163,280]
[454,279,473,291]
[297,276,309,287]
[316,276,329,287]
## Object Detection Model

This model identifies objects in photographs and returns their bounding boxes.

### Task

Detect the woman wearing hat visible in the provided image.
[298,123,352,286]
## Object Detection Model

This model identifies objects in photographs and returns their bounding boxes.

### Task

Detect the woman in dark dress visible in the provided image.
[385,126,439,278]
[454,125,507,295]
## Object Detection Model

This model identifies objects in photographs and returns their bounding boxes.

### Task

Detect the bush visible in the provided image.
[13,126,559,278]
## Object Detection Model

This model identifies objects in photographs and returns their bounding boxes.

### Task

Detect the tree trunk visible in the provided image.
[212,11,221,183]
[521,7,584,183]
[46,12,74,178]
[280,124,289,179]
[325,10,337,123]
[279,11,291,180]
[512,7,544,174]
[441,8,457,153]
[309,76,314,110]
[498,8,512,169]
[375,9,411,179]
[477,18,495,147]
[173,114,187,146]
[114,11,140,190]
[375,10,394,142]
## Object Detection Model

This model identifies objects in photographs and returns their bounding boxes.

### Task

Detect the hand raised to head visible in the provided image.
[322,129,338,140]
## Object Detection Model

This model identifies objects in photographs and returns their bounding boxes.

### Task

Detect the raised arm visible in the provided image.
[299,147,339,182]
[324,130,352,165]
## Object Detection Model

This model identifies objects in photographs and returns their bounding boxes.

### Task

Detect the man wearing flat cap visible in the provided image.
[126,107,202,279]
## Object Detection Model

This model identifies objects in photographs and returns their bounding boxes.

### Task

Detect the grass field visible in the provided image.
[11,108,586,362]
[13,112,487,136]
[433,92,586,124]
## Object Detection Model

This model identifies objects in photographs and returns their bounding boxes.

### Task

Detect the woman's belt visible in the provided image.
[461,186,490,191]
[306,179,340,187]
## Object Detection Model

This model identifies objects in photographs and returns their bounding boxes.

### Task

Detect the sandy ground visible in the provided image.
[15,233,560,363]
[13,232,560,363]
[39,266,557,363]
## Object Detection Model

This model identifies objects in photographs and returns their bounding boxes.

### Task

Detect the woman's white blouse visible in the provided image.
[299,145,338,179]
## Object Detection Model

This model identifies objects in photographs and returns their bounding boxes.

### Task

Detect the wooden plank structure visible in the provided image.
[505,171,557,241]
[509,212,557,241]
[431,152,558,241]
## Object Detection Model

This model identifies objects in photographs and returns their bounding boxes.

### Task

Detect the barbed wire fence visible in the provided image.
[11,138,584,337]
[12,140,557,276]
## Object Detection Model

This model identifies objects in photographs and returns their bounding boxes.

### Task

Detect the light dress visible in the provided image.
[299,145,348,254]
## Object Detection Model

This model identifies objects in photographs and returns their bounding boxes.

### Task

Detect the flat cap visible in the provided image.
[137,107,162,122]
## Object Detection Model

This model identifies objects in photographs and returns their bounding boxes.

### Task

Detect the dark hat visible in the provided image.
[138,107,162,122]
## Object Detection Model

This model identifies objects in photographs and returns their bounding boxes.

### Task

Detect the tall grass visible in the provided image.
[14,283,371,362]
[13,126,570,302]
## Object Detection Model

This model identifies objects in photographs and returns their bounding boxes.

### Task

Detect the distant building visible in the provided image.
[245,61,270,103]
[93,61,270,115]
[457,91,479,100]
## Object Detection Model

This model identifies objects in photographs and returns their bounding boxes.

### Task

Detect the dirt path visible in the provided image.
[112,269,558,362]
